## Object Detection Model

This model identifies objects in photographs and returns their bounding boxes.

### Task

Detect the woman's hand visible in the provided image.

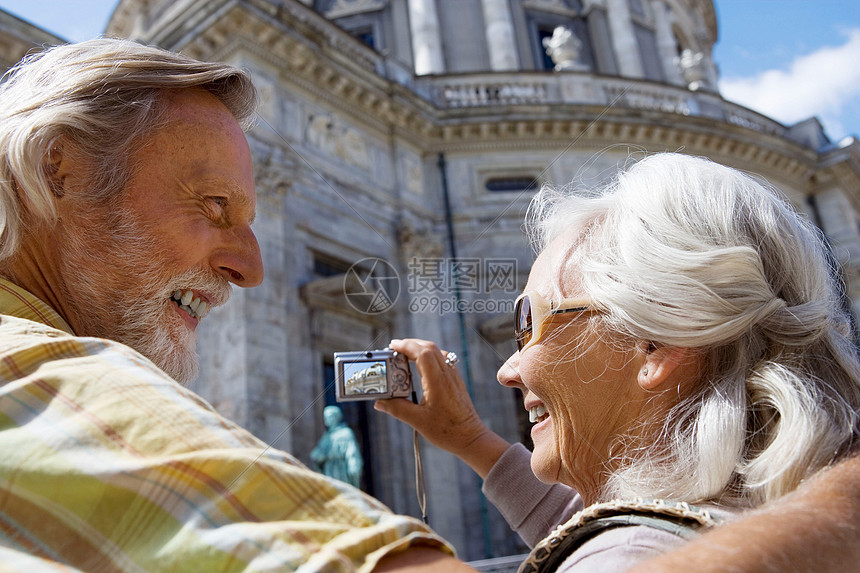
[374,338,511,478]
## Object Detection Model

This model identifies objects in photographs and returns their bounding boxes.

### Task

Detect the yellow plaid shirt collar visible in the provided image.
[0,277,73,333]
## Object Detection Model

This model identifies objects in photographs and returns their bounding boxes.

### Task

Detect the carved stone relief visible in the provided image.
[254,74,278,125]
[397,220,444,261]
[306,113,370,170]
[253,147,295,210]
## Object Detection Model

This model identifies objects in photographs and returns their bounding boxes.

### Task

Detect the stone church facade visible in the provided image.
[1,0,859,561]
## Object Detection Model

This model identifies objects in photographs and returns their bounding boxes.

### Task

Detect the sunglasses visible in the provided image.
[514,291,596,352]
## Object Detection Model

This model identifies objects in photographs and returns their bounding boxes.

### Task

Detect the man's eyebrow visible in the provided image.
[200,177,256,223]
[230,187,256,225]
[231,187,256,223]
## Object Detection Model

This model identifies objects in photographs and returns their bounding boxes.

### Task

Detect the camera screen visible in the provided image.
[342,360,389,396]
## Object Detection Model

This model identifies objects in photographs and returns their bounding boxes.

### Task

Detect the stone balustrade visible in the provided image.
[440,80,549,107]
[416,72,787,137]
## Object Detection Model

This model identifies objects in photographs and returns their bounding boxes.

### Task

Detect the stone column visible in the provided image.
[651,0,683,85]
[408,0,445,75]
[811,186,860,327]
[481,0,518,71]
[606,0,644,78]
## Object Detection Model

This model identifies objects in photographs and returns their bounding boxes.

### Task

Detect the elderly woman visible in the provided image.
[375,153,860,571]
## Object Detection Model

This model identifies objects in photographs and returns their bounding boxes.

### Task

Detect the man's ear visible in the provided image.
[43,137,84,199]
[638,344,699,391]
[44,142,66,198]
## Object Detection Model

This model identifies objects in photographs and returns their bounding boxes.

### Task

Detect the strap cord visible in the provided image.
[411,390,427,524]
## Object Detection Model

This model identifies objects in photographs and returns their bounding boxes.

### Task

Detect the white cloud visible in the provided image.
[719,29,860,139]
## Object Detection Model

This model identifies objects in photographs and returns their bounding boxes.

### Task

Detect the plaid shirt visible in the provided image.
[0,278,450,572]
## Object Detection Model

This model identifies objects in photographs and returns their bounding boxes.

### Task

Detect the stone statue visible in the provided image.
[311,405,363,488]
[542,26,586,71]
[678,49,710,91]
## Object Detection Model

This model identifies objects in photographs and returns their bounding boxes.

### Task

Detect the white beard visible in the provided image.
[56,207,231,384]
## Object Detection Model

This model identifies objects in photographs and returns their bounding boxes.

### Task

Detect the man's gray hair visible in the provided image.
[528,153,860,506]
[0,38,257,262]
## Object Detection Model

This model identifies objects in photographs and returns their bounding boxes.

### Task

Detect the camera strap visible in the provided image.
[413,429,427,523]
[411,391,428,524]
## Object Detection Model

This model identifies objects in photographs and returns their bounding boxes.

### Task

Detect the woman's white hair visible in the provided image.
[527,153,860,506]
[0,38,257,262]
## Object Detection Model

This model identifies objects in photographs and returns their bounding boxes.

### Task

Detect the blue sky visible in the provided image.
[713,1,860,144]
[1,0,858,142]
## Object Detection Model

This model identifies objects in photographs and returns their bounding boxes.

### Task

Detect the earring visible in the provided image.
[642,368,648,376]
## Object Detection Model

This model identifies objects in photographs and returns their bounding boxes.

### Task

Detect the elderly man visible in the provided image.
[0,38,468,572]
[0,38,857,573]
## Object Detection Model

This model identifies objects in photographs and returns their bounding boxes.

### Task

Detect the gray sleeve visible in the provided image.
[481,443,584,547]
[557,525,689,573]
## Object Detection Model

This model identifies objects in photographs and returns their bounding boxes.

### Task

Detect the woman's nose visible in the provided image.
[497,351,523,389]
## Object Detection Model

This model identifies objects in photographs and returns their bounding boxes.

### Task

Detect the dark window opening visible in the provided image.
[537,27,557,70]
[634,23,663,82]
[313,253,353,278]
[352,27,375,49]
[486,177,540,193]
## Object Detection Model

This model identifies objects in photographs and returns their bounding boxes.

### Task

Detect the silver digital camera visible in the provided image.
[333,348,412,402]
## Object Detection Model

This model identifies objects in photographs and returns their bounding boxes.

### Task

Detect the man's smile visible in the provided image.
[170,289,210,320]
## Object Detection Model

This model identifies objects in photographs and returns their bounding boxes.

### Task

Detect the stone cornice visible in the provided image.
[109,0,841,193]
[178,2,439,142]
[816,141,860,212]
[300,274,392,328]
[424,108,818,184]
[0,10,66,45]
[243,0,381,73]
[0,9,67,69]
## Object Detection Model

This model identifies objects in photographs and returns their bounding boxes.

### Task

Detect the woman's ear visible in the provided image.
[638,344,699,391]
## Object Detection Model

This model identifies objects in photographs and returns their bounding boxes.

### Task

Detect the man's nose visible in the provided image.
[212,226,264,287]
